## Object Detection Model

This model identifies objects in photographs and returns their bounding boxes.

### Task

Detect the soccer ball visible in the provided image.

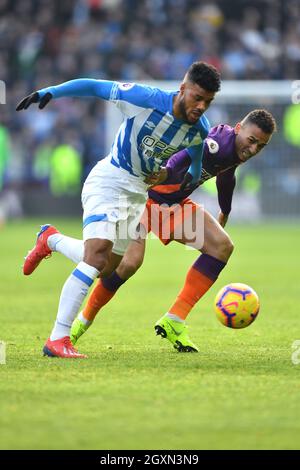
[214,283,260,329]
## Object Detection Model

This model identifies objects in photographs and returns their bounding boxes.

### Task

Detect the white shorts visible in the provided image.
[81,157,148,256]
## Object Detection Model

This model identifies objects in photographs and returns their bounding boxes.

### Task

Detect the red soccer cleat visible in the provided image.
[43,336,88,358]
[23,224,60,275]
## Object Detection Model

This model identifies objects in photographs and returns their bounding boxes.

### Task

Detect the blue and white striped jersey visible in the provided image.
[38,79,210,181]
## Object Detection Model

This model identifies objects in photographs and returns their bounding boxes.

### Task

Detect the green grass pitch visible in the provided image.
[0,218,300,450]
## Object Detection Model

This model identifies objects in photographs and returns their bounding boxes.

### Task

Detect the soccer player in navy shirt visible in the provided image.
[18,62,221,358]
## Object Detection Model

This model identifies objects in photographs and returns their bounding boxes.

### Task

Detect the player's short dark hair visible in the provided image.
[243,109,277,134]
[186,61,221,93]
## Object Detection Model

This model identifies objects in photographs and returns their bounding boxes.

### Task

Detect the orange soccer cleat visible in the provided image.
[23,224,60,275]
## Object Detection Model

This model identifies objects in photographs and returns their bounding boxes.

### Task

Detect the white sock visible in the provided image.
[48,234,84,264]
[50,261,99,340]
[166,312,185,323]
[78,311,92,326]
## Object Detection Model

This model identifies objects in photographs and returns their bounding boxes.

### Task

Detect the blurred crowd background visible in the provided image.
[1,0,300,220]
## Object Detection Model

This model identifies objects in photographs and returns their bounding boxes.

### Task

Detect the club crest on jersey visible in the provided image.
[119,83,135,91]
[145,120,156,130]
[206,138,219,154]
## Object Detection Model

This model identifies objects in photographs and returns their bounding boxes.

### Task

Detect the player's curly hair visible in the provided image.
[186,61,221,93]
[243,109,277,134]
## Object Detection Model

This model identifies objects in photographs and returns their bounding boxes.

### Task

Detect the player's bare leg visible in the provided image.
[198,210,234,262]
[43,238,113,358]
[85,237,145,322]
[155,208,233,352]
[70,237,146,344]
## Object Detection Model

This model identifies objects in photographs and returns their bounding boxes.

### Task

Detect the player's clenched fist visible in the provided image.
[16,91,53,111]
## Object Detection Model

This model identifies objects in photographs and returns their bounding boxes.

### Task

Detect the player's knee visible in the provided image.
[227,237,234,256]
[220,235,234,260]
[84,242,111,272]
[84,253,107,271]
[118,258,142,279]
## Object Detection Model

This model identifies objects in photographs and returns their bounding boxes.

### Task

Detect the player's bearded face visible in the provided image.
[179,83,215,124]
[235,123,272,162]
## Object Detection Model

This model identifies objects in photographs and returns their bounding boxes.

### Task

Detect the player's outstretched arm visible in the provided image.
[16,79,117,111]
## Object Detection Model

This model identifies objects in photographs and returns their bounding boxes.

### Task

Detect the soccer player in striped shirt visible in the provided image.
[22,110,276,353]
[17,62,221,358]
